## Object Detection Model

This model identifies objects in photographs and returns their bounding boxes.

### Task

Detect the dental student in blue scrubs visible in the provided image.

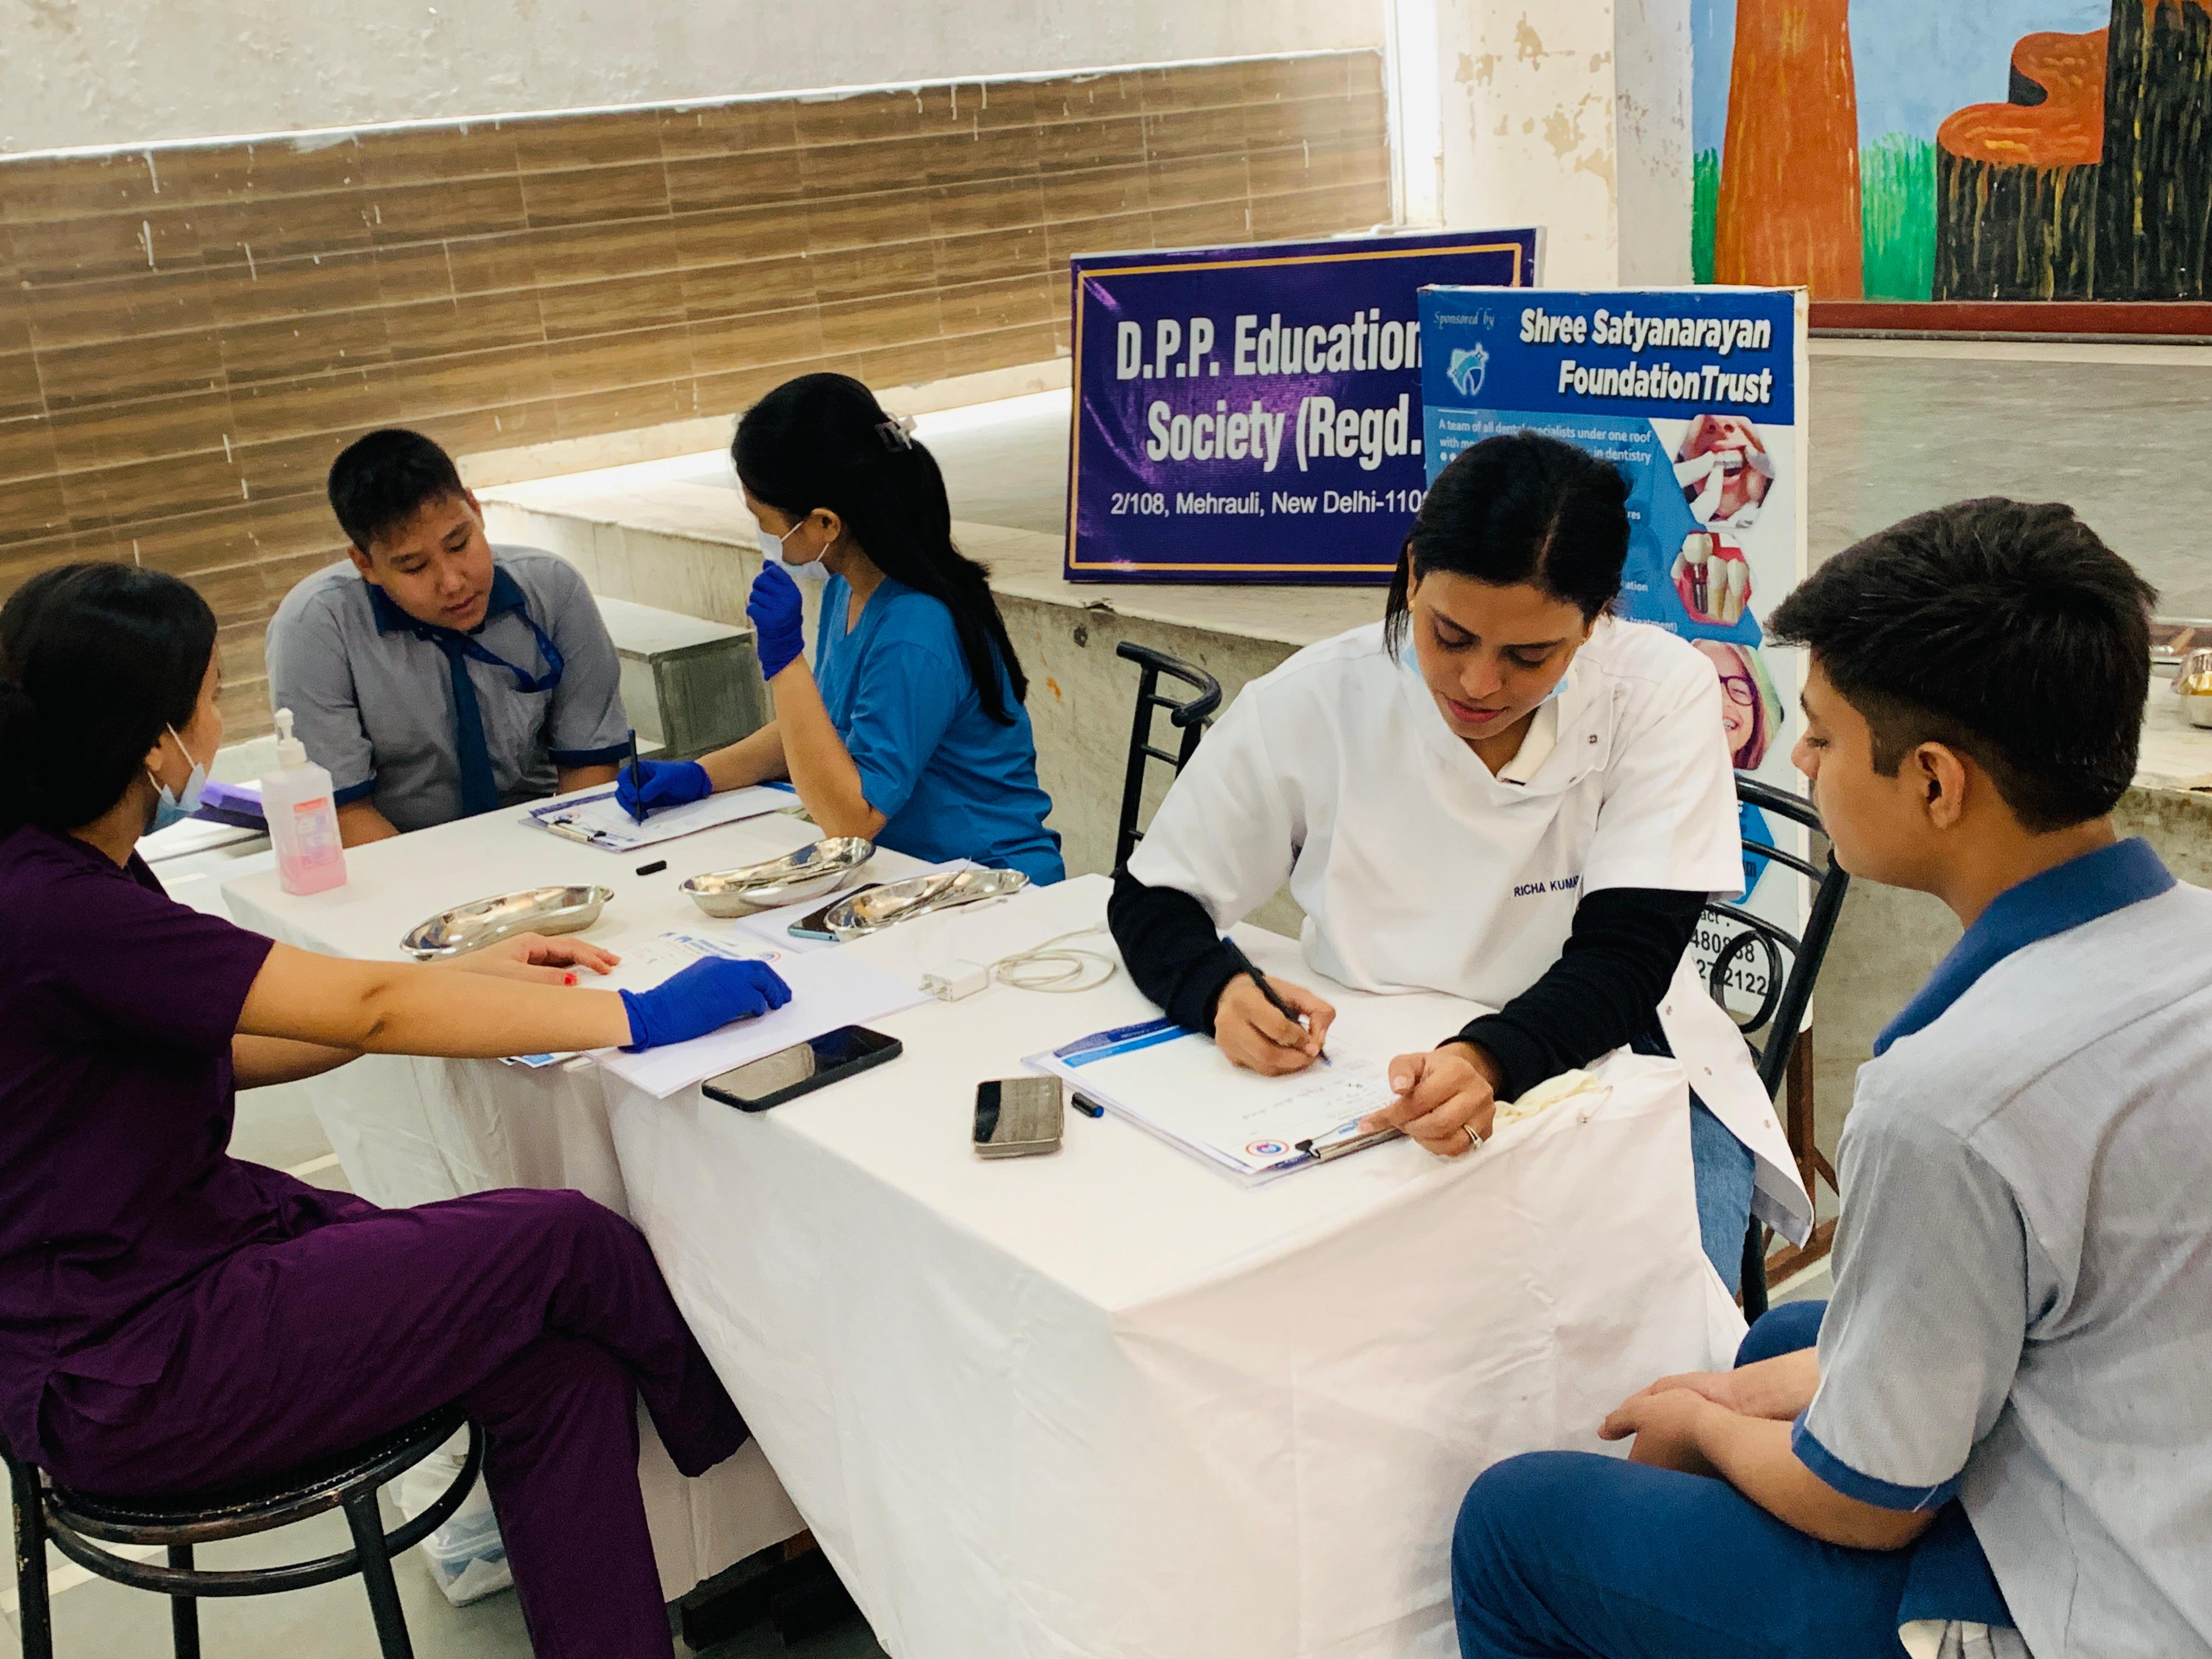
[619,374,1064,884]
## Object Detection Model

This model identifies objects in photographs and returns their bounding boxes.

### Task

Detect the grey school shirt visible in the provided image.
[264,548,629,834]
[1794,838,2212,1659]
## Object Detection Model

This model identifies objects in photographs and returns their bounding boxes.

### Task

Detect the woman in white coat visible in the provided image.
[1109,431,1767,1286]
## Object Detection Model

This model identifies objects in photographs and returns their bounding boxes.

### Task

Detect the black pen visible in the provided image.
[625,728,648,825]
[1244,964,1327,1061]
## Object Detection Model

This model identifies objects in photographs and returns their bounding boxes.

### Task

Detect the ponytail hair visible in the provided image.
[0,562,217,835]
[733,373,1028,725]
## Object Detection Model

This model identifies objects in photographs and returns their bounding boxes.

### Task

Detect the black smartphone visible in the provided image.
[789,883,884,942]
[701,1026,904,1113]
[973,1076,1064,1159]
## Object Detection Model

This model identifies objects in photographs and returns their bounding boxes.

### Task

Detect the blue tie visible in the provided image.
[435,635,503,817]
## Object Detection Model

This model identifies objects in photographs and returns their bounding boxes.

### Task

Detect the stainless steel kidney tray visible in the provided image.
[680,837,874,917]
[821,867,1028,940]
[402,884,613,960]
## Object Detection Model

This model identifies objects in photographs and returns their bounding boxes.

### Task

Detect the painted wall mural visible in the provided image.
[1693,0,2212,300]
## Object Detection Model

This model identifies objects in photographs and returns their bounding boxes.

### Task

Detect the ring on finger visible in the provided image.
[1464,1125,1485,1153]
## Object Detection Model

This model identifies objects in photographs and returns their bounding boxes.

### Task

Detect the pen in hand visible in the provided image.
[625,728,648,825]
[1244,965,1328,1062]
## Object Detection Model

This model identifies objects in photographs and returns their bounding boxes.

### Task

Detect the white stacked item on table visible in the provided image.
[605,873,1746,1659]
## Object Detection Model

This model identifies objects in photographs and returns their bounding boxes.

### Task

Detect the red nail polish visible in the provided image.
[564,972,578,985]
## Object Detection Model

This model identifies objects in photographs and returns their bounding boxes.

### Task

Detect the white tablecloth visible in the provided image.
[221,798,936,1598]
[606,877,1747,1658]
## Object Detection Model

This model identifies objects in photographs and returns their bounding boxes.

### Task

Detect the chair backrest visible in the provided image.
[1113,642,1224,873]
[1705,775,1850,1318]
[1701,775,1851,1100]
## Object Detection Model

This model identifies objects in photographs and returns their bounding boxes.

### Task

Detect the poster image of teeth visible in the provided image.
[1065,227,1540,584]
[1418,284,1811,1017]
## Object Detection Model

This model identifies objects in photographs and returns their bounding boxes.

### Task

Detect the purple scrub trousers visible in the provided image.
[35,1181,747,1659]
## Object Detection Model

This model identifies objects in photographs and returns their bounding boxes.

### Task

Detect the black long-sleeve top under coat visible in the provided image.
[1107,869,1705,1102]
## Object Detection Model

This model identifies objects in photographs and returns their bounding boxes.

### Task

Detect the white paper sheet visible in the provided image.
[526,785,792,853]
[1035,1020,1400,1181]
[595,951,930,1098]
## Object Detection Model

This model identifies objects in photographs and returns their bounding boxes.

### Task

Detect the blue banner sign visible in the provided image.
[1065,228,1540,585]
[1419,283,1810,945]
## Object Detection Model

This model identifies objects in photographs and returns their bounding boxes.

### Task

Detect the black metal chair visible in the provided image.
[7,1406,484,1659]
[1112,641,1223,873]
[1699,775,1852,1320]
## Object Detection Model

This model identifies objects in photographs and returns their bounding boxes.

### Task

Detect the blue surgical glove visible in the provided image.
[619,956,794,1051]
[617,758,712,819]
[747,562,807,681]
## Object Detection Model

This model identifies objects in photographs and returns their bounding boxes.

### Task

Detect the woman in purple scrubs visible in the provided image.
[1,563,792,1659]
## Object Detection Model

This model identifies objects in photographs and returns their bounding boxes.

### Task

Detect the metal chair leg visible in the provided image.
[8,1458,54,1659]
[342,1489,415,1659]
[167,1543,200,1659]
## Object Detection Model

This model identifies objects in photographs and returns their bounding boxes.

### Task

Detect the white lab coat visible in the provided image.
[1128,615,1813,1241]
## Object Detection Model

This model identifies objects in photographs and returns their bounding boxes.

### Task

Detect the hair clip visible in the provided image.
[876,415,917,452]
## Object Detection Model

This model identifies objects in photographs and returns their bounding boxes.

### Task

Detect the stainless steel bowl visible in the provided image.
[402,884,614,960]
[822,867,1028,940]
[680,838,875,917]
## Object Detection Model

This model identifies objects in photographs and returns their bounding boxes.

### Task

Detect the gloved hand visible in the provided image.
[617,757,712,820]
[747,561,807,681]
[619,956,793,1051]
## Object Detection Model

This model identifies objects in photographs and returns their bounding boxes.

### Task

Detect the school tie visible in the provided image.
[433,634,504,818]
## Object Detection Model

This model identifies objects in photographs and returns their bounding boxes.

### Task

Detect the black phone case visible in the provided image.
[702,1034,904,1113]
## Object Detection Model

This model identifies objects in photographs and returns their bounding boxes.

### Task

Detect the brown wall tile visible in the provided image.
[809,241,933,305]
[386,289,546,362]
[539,270,688,341]
[523,161,672,230]
[516,109,665,174]
[820,289,941,356]
[690,306,825,376]
[225,369,397,448]
[206,248,385,328]
[49,388,235,471]
[355,123,521,188]
[27,268,215,350]
[666,151,808,214]
[0,414,58,484]
[220,307,392,386]
[369,176,527,245]
[40,329,224,409]
[682,254,817,320]
[659,101,800,161]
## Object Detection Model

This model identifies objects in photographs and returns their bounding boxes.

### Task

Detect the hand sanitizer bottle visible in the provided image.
[264,708,348,895]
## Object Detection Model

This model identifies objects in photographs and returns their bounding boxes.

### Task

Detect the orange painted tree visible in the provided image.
[1714,0,1865,298]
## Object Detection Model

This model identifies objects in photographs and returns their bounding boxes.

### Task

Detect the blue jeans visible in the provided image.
[1451,1302,2005,1658]
[1689,1101,1756,1294]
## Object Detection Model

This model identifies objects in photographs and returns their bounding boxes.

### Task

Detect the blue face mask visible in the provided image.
[146,724,210,834]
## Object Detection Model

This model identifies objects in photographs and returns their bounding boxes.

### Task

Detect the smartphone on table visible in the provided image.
[973,1076,1064,1159]
[789,884,884,943]
[702,1026,903,1113]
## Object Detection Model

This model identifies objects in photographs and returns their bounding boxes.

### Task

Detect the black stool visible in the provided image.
[6,1406,484,1659]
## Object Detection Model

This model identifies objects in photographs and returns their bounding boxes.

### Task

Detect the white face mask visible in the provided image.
[146,723,210,834]
[759,520,830,584]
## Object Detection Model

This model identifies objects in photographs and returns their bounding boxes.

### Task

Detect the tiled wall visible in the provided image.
[0,52,1390,736]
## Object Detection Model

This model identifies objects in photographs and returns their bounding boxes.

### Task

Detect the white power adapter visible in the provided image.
[918,958,991,1002]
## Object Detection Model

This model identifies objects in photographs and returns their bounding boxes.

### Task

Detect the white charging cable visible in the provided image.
[919,924,1120,1000]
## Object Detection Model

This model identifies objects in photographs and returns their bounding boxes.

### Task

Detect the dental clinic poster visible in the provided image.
[1064,228,1541,584]
[1418,285,1812,1009]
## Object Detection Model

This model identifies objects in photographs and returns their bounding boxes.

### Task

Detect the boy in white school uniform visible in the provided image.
[1452,498,2212,1658]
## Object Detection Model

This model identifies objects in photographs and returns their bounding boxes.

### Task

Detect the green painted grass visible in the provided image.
[1694,148,1719,285]
[1860,133,1936,300]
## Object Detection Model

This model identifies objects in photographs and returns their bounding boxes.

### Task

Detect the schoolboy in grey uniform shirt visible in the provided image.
[266,430,629,844]
[1453,499,2211,1659]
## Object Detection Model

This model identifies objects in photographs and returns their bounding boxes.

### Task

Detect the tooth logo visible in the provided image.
[1447,343,1489,398]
